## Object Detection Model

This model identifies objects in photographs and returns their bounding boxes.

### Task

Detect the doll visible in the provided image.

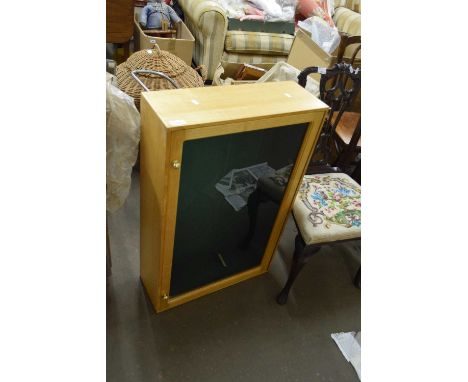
[139,0,182,30]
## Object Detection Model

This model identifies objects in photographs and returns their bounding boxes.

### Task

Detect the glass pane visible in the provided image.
[170,123,308,296]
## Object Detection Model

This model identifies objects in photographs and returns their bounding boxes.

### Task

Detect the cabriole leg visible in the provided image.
[276,236,320,305]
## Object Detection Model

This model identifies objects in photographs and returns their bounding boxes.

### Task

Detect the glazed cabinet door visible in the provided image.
[165,123,310,298]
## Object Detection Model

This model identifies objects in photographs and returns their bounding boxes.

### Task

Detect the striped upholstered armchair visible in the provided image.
[177,0,361,81]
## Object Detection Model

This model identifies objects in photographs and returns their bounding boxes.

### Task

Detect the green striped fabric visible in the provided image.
[222,52,287,65]
[178,0,228,80]
[334,0,361,13]
[333,7,361,36]
[332,6,361,62]
[225,31,294,56]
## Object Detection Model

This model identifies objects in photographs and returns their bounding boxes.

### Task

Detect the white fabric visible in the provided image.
[249,0,282,18]
[106,73,141,213]
[328,0,335,16]
[331,331,361,380]
[265,0,297,22]
[257,62,320,97]
[215,0,245,19]
[214,0,297,21]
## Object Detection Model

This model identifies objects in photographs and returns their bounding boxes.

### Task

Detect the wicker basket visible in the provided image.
[116,45,204,109]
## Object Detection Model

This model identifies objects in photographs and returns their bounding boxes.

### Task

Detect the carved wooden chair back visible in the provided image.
[336,33,361,67]
[298,63,361,166]
[336,32,361,112]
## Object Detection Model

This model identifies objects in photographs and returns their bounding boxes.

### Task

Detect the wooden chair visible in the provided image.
[241,63,362,305]
[277,64,361,304]
[332,33,361,171]
[276,170,361,304]
[336,32,361,67]
[298,62,360,171]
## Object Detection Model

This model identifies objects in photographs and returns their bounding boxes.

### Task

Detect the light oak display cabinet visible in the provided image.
[140,81,328,312]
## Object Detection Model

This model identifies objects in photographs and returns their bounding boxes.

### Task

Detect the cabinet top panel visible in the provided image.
[141,81,328,130]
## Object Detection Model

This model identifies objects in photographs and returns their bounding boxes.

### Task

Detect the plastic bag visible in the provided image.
[257,62,320,97]
[106,73,141,213]
[298,16,341,54]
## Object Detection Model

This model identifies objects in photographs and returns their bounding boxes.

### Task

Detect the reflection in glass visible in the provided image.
[170,123,308,296]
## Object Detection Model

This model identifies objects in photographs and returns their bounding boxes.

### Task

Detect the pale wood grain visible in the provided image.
[139,97,171,312]
[140,82,328,312]
[163,267,265,312]
[141,81,328,131]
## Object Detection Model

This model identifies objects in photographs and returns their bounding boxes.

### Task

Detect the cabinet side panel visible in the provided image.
[140,97,167,311]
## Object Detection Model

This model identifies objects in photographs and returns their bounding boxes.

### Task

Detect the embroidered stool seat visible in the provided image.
[293,173,361,245]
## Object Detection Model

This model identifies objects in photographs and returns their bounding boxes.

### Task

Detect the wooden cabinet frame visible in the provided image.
[140,82,328,312]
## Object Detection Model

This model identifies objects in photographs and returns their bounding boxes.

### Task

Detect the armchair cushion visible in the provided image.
[333,6,361,35]
[178,0,228,80]
[293,173,361,245]
[334,0,361,13]
[225,31,294,56]
[222,52,287,64]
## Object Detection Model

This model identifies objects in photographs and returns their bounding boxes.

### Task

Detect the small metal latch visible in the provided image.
[162,294,169,301]
[171,160,181,169]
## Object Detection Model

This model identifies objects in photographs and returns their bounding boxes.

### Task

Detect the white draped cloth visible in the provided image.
[214,0,297,22]
[106,73,140,213]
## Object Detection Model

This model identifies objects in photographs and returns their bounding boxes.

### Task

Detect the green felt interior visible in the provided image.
[170,123,308,296]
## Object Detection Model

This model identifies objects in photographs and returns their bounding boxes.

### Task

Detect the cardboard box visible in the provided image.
[287,28,336,83]
[287,28,360,83]
[133,13,194,65]
[213,62,275,86]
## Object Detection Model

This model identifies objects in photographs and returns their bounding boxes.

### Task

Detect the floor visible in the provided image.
[107,170,361,382]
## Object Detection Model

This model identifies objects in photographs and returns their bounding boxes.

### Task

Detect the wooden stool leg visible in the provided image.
[276,236,320,305]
